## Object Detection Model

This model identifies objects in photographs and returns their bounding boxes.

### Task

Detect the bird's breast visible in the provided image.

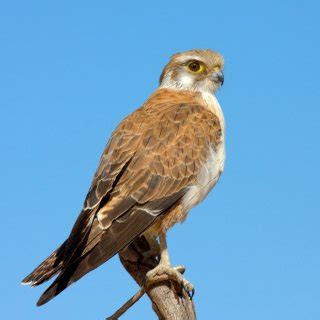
[183,91,226,212]
[182,140,225,211]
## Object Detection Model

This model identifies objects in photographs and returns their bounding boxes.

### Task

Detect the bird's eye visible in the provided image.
[187,61,205,73]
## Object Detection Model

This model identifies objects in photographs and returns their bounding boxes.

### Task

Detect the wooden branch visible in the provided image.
[113,236,197,320]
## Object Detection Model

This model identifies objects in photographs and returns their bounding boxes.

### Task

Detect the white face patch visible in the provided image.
[179,73,194,88]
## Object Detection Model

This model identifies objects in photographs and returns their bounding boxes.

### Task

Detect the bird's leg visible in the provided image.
[142,234,160,261]
[145,233,194,297]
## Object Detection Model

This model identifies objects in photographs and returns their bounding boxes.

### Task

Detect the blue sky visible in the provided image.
[1,1,320,319]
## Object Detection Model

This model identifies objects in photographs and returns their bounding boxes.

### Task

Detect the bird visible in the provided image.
[22,49,226,306]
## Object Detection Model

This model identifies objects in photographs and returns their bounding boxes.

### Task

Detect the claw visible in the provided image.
[184,286,195,299]
[180,277,195,299]
[145,264,194,299]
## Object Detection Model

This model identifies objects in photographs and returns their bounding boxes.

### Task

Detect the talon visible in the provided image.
[184,286,195,299]
[181,278,194,299]
[185,288,193,299]
[145,264,194,298]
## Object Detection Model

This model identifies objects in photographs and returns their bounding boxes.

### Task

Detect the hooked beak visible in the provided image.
[211,71,224,86]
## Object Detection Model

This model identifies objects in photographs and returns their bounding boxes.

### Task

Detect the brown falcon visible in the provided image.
[22,49,225,306]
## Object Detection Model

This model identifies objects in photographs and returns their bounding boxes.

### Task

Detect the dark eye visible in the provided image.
[187,61,205,73]
[188,61,200,72]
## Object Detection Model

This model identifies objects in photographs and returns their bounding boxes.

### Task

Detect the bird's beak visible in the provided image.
[211,71,224,86]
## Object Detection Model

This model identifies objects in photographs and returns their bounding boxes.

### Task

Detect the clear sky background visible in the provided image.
[1,1,319,319]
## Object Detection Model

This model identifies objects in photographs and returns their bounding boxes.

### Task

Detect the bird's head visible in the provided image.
[159,49,224,94]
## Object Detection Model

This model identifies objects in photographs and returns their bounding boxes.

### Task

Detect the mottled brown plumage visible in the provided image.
[22,49,225,307]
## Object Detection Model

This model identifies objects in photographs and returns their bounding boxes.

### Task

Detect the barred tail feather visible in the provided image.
[21,240,67,287]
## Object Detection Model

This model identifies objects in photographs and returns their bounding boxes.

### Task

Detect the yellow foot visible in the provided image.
[145,264,194,298]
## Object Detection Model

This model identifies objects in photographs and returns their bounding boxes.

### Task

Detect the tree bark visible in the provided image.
[118,236,197,320]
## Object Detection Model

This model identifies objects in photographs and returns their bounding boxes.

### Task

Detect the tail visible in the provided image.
[34,205,158,306]
[21,240,67,287]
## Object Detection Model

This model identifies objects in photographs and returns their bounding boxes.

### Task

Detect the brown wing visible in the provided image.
[36,90,222,305]
[22,106,145,288]
[61,107,145,263]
